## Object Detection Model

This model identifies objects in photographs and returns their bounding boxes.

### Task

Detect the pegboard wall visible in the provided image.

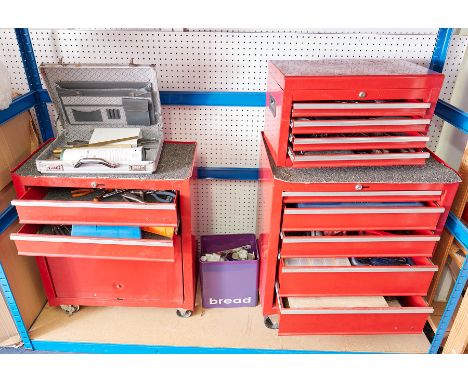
[0,28,467,235]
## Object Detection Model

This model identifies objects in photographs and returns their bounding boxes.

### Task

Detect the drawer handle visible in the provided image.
[74,158,119,168]
[269,94,276,117]
[281,191,442,197]
[292,102,431,110]
[281,266,438,273]
[284,207,445,214]
[281,236,440,243]
[291,152,430,162]
[292,136,430,144]
[292,118,431,127]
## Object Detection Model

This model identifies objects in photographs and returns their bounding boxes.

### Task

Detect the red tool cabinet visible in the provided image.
[257,133,460,335]
[10,141,197,316]
[263,59,444,168]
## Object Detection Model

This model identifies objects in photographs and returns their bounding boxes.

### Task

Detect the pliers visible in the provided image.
[145,190,176,203]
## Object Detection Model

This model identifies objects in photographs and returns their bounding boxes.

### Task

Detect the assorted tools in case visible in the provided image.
[35,64,164,174]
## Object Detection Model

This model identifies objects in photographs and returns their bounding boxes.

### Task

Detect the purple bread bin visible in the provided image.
[200,234,259,308]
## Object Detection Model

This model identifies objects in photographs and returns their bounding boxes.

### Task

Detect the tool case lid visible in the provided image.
[40,63,162,133]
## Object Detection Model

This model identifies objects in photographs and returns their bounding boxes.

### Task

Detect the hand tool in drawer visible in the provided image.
[35,64,164,174]
[263,59,444,167]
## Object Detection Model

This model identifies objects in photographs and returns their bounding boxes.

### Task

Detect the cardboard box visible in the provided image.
[0,220,47,346]
[0,182,16,213]
[0,111,38,191]
[0,290,20,346]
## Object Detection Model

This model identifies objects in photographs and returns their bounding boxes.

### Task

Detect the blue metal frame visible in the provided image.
[14,28,54,141]
[1,27,468,353]
[445,212,468,250]
[31,340,370,354]
[0,263,33,349]
[0,91,38,125]
[0,206,18,235]
[197,167,259,180]
[435,100,468,134]
[429,258,468,353]
[161,91,266,107]
[430,28,454,73]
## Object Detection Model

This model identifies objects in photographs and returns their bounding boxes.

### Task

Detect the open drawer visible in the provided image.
[276,289,433,335]
[287,147,430,168]
[278,257,437,296]
[281,202,444,231]
[280,231,440,258]
[11,224,179,262]
[289,132,429,152]
[11,187,178,227]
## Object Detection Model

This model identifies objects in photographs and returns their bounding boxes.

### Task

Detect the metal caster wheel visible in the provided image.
[264,316,278,330]
[60,305,80,315]
[176,309,193,318]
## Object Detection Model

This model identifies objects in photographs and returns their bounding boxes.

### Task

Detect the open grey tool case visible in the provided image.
[36,64,163,174]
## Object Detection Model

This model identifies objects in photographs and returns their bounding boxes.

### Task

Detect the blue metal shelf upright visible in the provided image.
[0,28,468,353]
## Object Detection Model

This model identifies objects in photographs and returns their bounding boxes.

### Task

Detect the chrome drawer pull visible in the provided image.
[280,307,434,315]
[284,207,445,214]
[281,236,440,243]
[292,136,430,144]
[290,152,430,162]
[10,234,174,247]
[281,266,438,273]
[11,200,176,210]
[282,191,442,197]
[293,102,431,110]
[293,119,431,127]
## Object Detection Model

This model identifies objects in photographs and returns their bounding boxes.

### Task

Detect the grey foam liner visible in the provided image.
[263,136,460,184]
[15,141,196,181]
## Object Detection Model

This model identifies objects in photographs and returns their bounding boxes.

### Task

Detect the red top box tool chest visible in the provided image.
[263,59,444,168]
[257,133,460,335]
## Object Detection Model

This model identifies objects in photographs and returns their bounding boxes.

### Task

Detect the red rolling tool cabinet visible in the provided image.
[257,133,460,335]
[10,141,197,317]
[263,59,444,168]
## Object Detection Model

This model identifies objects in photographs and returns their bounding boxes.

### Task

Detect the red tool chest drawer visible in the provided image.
[276,292,433,335]
[11,187,178,227]
[278,257,437,296]
[47,255,183,303]
[281,202,444,231]
[280,231,440,258]
[281,189,443,203]
[263,59,444,168]
[11,224,178,262]
[289,132,429,152]
[286,148,429,168]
